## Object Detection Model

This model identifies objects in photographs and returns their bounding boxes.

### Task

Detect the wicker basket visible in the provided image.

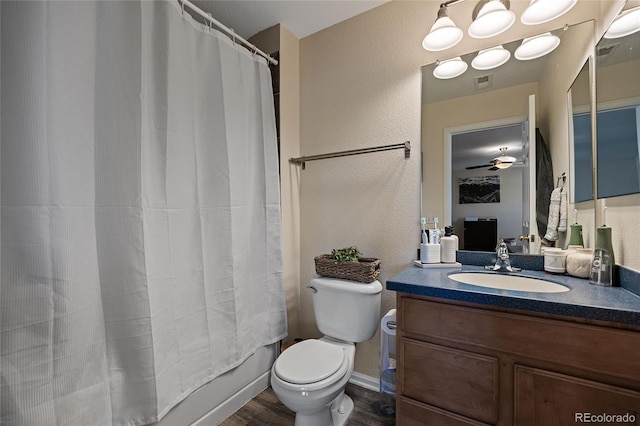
[314,255,381,283]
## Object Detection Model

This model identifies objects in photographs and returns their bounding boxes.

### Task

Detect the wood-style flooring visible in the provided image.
[221,383,396,426]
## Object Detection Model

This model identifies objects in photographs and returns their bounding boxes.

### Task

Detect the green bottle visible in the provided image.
[568,224,584,247]
[569,209,584,247]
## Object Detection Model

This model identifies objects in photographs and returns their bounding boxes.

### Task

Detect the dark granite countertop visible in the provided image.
[387,254,640,327]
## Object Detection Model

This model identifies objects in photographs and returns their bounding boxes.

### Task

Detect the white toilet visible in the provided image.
[270,277,382,426]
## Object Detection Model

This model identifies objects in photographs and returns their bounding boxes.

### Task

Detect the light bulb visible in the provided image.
[433,57,468,79]
[468,0,515,39]
[471,45,511,70]
[422,6,463,51]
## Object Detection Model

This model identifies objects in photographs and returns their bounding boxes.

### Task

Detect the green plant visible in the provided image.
[330,246,360,263]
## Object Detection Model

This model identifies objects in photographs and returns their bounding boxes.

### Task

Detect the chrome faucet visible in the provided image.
[486,239,521,272]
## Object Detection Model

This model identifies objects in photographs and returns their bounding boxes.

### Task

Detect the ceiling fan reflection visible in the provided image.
[465,147,520,170]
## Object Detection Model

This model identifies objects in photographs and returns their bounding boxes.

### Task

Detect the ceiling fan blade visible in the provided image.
[489,166,499,171]
[465,164,492,170]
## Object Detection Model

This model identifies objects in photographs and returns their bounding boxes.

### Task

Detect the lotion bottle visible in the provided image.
[440,226,459,263]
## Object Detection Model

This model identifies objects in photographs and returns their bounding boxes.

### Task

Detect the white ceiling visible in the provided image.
[192,0,390,40]
[452,123,523,172]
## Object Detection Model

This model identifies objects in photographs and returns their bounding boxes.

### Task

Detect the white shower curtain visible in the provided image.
[0,1,286,425]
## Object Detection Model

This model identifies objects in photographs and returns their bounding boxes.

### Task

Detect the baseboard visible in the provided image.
[349,371,380,393]
[192,370,271,426]
[191,370,379,425]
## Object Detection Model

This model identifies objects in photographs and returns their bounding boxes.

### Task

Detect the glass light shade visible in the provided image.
[422,16,463,51]
[604,7,640,39]
[433,57,468,79]
[495,162,513,169]
[468,0,515,39]
[515,32,560,60]
[471,45,511,70]
[521,0,577,25]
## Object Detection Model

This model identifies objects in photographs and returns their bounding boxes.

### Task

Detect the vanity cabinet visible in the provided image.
[396,294,640,425]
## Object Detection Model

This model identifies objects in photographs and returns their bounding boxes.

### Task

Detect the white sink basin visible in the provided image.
[448,272,570,293]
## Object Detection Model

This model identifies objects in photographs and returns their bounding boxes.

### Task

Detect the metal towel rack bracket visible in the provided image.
[289,141,410,170]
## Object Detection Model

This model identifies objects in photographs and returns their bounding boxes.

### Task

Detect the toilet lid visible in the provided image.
[274,340,346,385]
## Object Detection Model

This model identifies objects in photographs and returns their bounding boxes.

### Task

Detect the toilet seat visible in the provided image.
[274,339,347,385]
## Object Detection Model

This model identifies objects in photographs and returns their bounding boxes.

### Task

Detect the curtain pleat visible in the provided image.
[1,1,286,425]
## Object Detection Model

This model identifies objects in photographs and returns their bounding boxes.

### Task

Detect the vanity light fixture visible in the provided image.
[471,45,511,70]
[520,0,577,26]
[515,32,560,60]
[422,3,464,51]
[468,0,515,39]
[604,6,640,39]
[433,57,468,79]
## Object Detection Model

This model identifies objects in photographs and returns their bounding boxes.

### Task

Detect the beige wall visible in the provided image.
[298,1,424,377]
[290,0,637,379]
[250,25,302,340]
[279,26,302,340]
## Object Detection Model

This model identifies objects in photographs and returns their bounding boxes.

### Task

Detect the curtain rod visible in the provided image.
[180,0,279,66]
[290,141,411,170]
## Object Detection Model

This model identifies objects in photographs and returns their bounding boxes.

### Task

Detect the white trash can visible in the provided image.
[379,309,396,416]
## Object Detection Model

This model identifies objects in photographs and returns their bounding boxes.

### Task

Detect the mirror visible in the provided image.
[422,20,595,254]
[594,2,640,272]
[568,60,593,204]
[596,10,640,199]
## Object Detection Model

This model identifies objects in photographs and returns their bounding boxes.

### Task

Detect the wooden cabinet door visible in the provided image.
[515,365,640,425]
[400,398,492,426]
[401,338,500,424]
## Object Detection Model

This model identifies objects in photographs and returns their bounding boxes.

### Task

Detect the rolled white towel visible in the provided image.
[558,188,568,233]
[543,187,562,242]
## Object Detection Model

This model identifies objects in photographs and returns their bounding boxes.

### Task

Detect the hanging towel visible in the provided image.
[543,187,563,244]
[535,129,554,240]
[558,188,568,233]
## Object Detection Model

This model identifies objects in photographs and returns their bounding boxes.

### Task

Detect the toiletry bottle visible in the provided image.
[420,218,429,263]
[589,226,615,286]
[440,226,459,263]
[569,209,584,247]
[569,224,584,247]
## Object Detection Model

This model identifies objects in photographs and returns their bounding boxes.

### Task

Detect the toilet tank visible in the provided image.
[310,277,382,342]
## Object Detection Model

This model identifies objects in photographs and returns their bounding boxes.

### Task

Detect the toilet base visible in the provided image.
[331,392,353,426]
[293,392,353,426]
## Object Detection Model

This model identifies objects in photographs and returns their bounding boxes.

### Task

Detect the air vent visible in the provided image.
[597,44,618,57]
[475,74,493,90]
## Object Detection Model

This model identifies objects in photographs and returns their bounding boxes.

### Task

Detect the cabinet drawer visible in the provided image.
[400,398,492,426]
[401,338,499,424]
[514,366,640,425]
[401,297,640,381]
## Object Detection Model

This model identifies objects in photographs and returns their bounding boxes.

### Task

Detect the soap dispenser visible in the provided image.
[589,207,616,286]
[568,209,584,248]
[440,226,459,263]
